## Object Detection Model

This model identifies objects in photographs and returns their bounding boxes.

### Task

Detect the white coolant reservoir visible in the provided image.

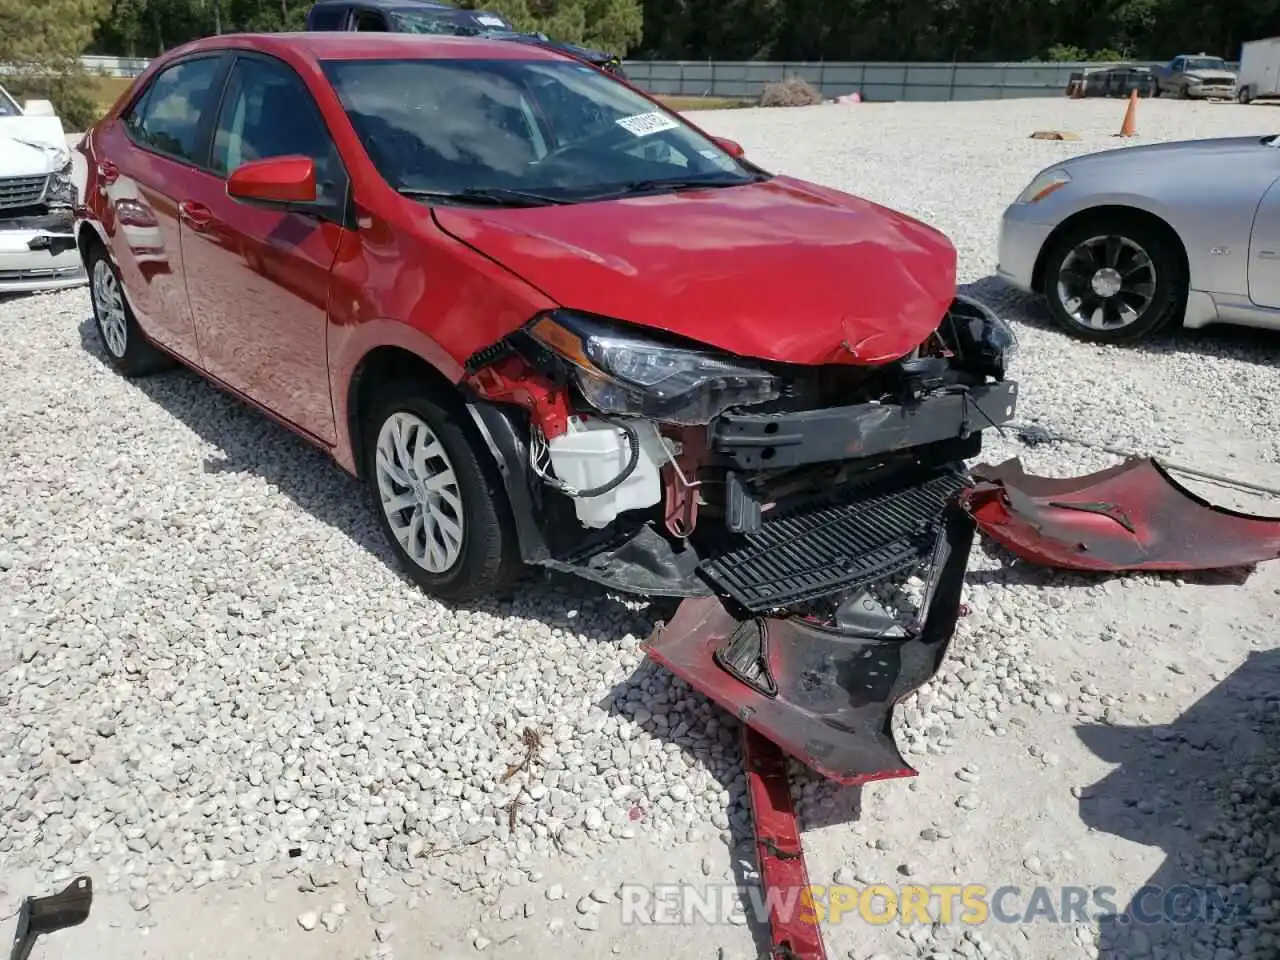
[545,416,668,528]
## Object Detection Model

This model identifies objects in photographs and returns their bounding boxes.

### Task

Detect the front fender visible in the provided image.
[328,318,463,473]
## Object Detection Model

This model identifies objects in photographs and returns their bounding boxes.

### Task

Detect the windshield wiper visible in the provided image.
[584,174,765,200]
[398,187,567,207]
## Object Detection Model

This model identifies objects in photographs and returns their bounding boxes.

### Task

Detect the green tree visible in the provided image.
[0,0,110,130]
[459,0,643,54]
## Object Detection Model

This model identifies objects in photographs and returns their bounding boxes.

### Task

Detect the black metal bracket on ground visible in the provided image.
[8,876,92,960]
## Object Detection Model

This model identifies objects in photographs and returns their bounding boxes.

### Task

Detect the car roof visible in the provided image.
[312,0,457,6]
[170,31,568,63]
[311,0,507,14]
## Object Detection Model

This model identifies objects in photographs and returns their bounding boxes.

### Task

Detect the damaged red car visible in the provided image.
[77,32,1019,779]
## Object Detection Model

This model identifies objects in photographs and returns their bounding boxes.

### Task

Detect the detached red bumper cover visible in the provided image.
[645,503,975,784]
[961,457,1280,571]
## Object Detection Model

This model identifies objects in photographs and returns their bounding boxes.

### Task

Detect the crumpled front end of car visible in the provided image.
[0,147,84,294]
[463,294,1019,782]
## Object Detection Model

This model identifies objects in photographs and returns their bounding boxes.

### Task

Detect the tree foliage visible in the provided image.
[635,0,1275,61]
[0,0,110,129]
[8,0,1280,127]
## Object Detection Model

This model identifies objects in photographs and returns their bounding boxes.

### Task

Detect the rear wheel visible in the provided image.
[87,244,173,377]
[362,382,522,602]
[1040,218,1185,345]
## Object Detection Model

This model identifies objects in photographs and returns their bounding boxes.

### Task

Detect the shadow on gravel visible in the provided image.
[1075,649,1280,960]
[965,275,1280,370]
[965,540,1259,591]
[600,662,777,957]
[74,315,647,626]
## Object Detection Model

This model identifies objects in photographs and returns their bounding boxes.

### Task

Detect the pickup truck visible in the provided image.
[1150,53,1238,98]
[305,0,627,78]
[0,83,85,294]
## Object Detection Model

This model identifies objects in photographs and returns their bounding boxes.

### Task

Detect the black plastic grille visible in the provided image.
[0,175,48,210]
[699,470,967,612]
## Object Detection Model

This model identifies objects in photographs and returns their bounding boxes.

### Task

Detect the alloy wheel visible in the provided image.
[92,259,128,358]
[375,411,466,574]
[1055,234,1157,332]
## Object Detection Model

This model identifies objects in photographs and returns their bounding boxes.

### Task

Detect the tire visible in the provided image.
[362,381,522,602]
[86,243,174,377]
[1238,86,1254,105]
[1039,218,1186,345]
[1177,83,1190,99]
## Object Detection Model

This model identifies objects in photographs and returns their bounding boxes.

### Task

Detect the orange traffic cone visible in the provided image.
[1115,89,1138,137]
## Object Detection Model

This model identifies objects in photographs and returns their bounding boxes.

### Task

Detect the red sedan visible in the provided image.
[75,31,1020,611]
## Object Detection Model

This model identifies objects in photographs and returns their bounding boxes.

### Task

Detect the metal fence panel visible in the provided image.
[77,55,1242,101]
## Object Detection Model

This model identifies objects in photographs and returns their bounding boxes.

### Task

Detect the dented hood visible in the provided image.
[432,175,958,365]
[0,116,68,177]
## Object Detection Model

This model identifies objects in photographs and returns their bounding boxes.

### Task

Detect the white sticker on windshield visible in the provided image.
[476,14,507,25]
[615,111,680,137]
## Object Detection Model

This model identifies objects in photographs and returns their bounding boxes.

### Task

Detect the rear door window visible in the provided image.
[123,56,224,165]
[308,4,349,29]
[351,9,389,30]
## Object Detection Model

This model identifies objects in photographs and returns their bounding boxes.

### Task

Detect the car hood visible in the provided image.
[1184,69,1237,81]
[431,176,957,366]
[0,116,68,177]
[550,39,614,62]
[1062,135,1270,170]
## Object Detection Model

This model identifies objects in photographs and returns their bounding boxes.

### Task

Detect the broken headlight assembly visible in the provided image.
[45,149,76,206]
[941,295,1018,379]
[526,310,781,425]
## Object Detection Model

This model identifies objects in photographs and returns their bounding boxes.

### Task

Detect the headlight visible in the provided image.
[45,154,76,206]
[526,310,781,424]
[942,295,1018,378]
[1014,168,1070,205]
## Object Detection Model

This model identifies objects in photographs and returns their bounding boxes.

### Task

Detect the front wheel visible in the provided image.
[1238,86,1254,105]
[1040,219,1186,345]
[363,383,522,602]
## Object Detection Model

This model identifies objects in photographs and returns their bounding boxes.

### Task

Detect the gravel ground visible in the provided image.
[2,97,1279,960]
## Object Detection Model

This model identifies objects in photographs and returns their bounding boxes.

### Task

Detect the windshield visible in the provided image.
[0,85,20,117]
[1184,57,1227,71]
[388,9,511,34]
[320,57,756,203]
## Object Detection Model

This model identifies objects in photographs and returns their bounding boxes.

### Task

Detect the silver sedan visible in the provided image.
[998,134,1280,344]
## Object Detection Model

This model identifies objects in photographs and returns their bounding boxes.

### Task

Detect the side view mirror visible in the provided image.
[227,155,317,206]
[714,136,745,159]
[23,99,58,118]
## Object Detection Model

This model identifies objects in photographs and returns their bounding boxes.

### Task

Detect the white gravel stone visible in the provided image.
[2,98,1278,960]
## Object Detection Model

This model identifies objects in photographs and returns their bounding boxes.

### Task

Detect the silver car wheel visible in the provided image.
[92,259,128,358]
[375,411,465,574]
[1055,234,1156,331]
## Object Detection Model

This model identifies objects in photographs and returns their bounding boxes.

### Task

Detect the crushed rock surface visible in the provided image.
[2,96,1279,959]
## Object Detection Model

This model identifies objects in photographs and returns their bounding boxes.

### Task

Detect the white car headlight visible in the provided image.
[1015,169,1071,205]
[45,153,76,206]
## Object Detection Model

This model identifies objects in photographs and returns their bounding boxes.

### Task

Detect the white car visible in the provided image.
[0,83,85,294]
